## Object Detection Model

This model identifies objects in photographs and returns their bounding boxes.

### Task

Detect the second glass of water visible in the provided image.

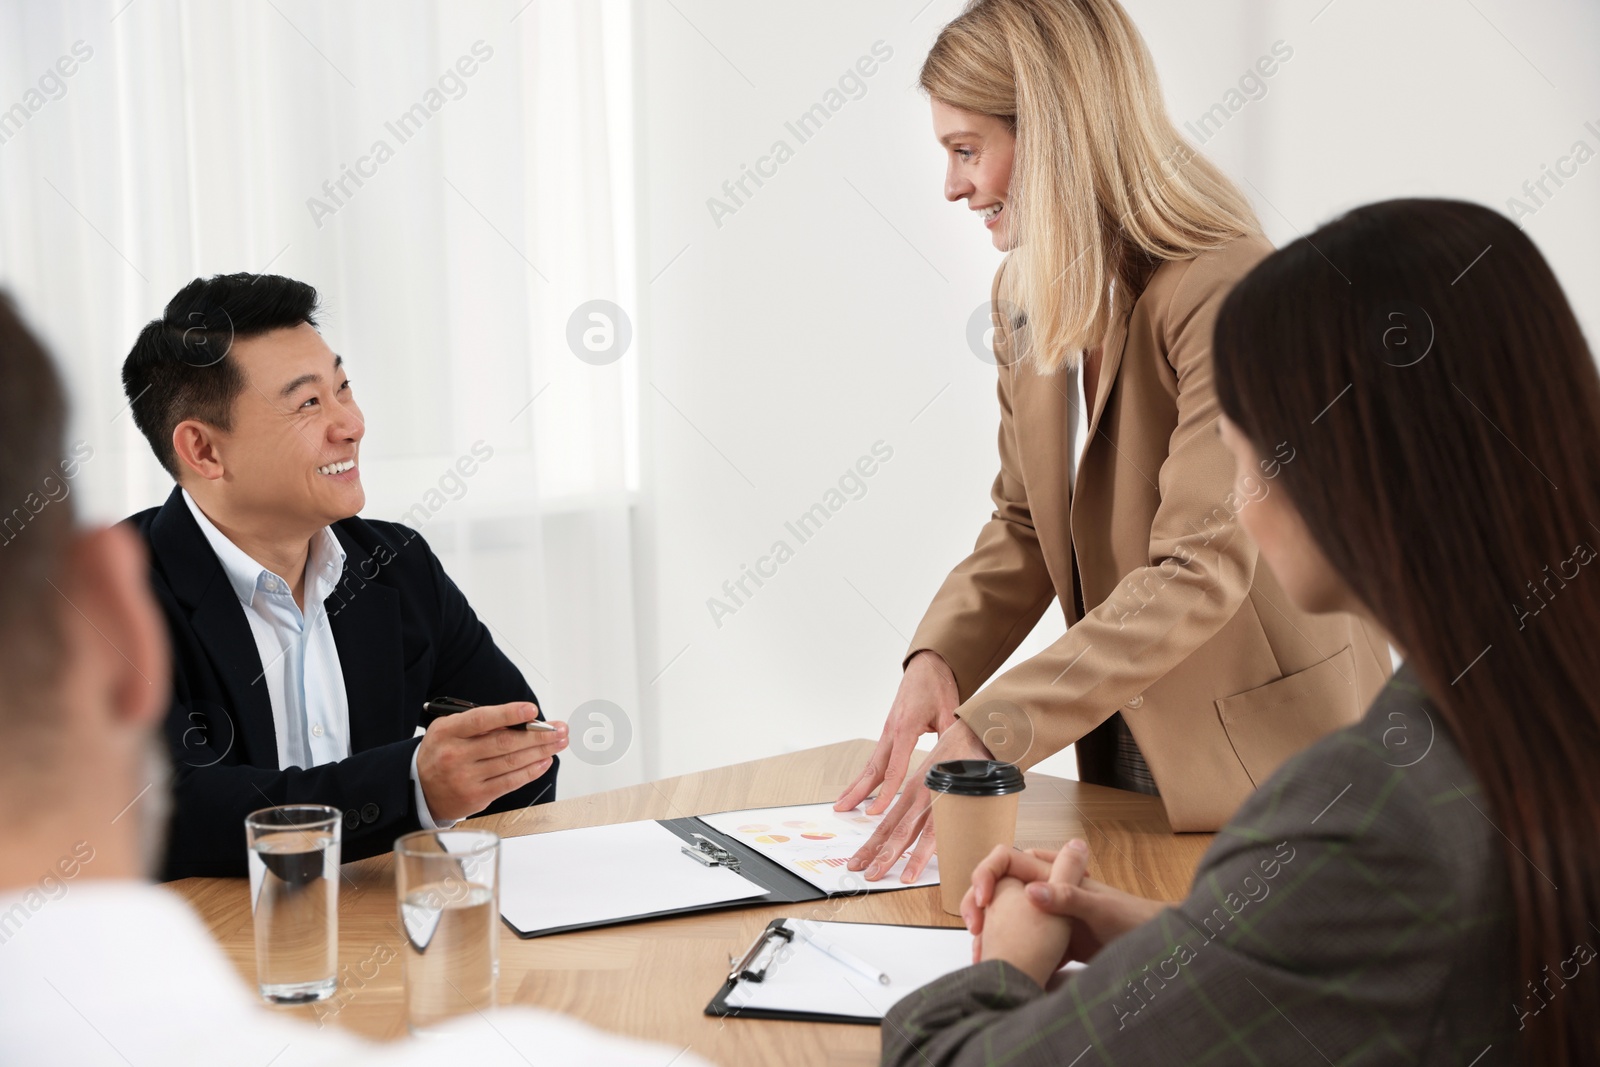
[395,829,501,1035]
[245,804,341,1003]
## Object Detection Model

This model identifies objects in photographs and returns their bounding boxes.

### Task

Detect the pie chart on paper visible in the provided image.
[699,801,940,894]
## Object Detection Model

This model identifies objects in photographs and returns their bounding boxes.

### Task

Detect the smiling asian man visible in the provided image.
[119,273,567,879]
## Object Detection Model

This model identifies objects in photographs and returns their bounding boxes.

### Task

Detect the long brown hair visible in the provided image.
[920,0,1260,371]
[1213,197,1600,1065]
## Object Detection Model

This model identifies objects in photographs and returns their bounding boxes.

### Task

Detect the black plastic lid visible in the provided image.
[924,759,1026,797]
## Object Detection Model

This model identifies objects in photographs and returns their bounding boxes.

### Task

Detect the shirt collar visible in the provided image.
[180,489,346,608]
[303,522,348,607]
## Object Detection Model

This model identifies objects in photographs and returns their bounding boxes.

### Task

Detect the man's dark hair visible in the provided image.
[0,291,72,712]
[122,273,320,478]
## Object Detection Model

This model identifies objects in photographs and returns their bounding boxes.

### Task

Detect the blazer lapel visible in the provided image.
[147,488,280,770]
[326,529,405,755]
[1010,336,1079,606]
[1082,286,1134,445]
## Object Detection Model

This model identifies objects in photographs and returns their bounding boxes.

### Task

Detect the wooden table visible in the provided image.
[166,740,1213,1066]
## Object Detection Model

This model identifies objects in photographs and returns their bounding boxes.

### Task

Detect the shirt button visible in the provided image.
[311,723,325,738]
[1126,694,1145,709]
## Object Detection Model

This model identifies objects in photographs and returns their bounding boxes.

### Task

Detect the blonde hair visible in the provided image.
[921,0,1261,372]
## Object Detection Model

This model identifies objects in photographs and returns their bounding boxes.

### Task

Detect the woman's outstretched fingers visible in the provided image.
[846,791,910,872]
[877,801,928,874]
[834,733,893,811]
[901,815,938,882]
[855,792,929,880]
[864,732,918,816]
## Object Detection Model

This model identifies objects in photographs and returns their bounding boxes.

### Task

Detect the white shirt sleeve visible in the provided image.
[0,883,716,1067]
[411,744,459,830]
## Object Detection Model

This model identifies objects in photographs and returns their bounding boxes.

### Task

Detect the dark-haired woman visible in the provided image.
[880,197,1600,1066]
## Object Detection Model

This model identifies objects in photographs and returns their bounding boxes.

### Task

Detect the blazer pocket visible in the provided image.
[1215,645,1360,787]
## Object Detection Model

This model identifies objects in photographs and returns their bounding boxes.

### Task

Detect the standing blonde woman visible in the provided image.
[841,0,1391,881]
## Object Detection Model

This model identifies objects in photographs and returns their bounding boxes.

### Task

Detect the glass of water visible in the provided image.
[395,829,501,1035]
[245,804,341,1003]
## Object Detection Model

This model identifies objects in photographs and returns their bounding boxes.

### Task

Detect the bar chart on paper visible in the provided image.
[793,857,850,877]
[700,802,940,894]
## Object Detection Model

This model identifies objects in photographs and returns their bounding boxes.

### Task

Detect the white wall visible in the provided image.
[3,0,1596,798]
[632,0,1600,785]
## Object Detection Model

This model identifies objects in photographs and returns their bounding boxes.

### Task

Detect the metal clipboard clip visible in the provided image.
[681,833,741,872]
[727,922,794,984]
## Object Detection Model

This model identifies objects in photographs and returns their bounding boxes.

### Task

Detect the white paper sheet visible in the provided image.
[496,820,770,935]
[725,921,972,1019]
[699,802,940,894]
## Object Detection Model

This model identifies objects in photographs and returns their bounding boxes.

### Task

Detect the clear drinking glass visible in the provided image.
[395,830,501,1035]
[245,804,341,1003]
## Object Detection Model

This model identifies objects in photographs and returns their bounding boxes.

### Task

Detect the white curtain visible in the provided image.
[0,0,645,797]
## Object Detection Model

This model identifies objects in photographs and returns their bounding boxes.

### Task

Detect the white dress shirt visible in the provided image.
[181,492,451,828]
[0,880,710,1066]
[1070,357,1088,496]
[1068,280,1113,499]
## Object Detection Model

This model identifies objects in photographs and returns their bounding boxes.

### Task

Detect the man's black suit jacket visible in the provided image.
[128,487,558,880]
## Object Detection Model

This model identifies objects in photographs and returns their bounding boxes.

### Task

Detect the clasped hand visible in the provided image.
[960,839,1171,989]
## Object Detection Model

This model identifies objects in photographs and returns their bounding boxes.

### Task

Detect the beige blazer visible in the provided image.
[909,234,1393,831]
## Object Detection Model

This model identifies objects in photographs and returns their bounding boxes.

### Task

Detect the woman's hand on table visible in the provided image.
[836,650,960,814]
[837,651,990,882]
[841,717,991,883]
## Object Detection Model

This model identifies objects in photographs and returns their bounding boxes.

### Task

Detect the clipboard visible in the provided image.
[497,804,934,939]
[705,918,973,1025]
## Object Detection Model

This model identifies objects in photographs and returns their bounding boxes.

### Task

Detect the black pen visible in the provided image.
[422,695,556,732]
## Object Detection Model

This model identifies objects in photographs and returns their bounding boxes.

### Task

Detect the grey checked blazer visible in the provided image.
[882,665,1522,1066]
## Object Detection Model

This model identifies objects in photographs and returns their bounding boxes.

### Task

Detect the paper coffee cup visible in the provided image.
[924,759,1025,916]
